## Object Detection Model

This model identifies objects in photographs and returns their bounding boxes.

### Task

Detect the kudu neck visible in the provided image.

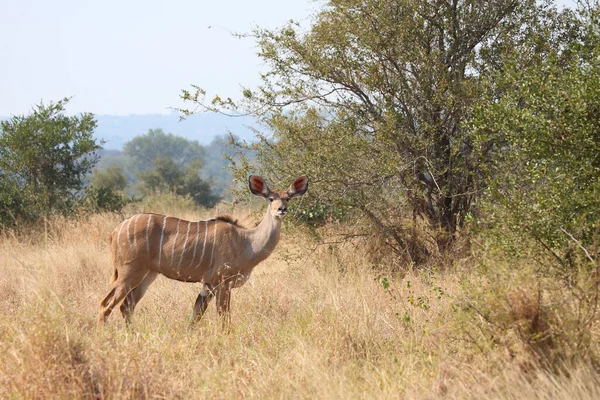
[246,205,282,254]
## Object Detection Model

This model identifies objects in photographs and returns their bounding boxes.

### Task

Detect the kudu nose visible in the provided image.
[278,206,287,214]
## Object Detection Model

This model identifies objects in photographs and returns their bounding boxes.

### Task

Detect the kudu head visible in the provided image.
[249,175,308,220]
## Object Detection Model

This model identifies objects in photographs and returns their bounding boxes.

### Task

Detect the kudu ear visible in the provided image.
[248,175,271,198]
[288,176,308,198]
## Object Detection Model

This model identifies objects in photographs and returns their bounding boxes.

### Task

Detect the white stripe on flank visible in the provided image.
[177,221,192,268]
[132,214,140,247]
[117,219,126,248]
[158,216,168,265]
[126,217,134,247]
[171,219,181,266]
[188,221,201,268]
[196,221,209,269]
[145,214,152,256]
[209,220,217,268]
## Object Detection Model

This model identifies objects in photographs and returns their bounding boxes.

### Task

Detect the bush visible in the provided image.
[81,186,134,213]
[0,98,101,226]
[462,242,600,369]
[466,4,600,368]
[137,157,220,208]
[290,202,350,227]
[90,165,127,192]
[0,175,28,227]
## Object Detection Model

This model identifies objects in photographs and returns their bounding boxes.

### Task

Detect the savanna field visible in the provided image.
[3,0,600,398]
[1,199,598,399]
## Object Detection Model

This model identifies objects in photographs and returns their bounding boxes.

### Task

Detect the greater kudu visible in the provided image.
[98,175,308,326]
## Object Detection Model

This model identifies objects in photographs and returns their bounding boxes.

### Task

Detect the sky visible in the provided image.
[0,0,320,116]
[0,0,576,117]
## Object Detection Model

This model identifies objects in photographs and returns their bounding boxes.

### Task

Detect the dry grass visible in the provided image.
[0,205,598,399]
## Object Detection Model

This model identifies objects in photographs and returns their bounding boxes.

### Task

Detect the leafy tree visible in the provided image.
[181,164,220,207]
[468,3,600,364]
[138,157,219,207]
[94,148,134,183]
[0,98,100,224]
[82,186,133,213]
[123,128,205,173]
[87,165,135,214]
[183,0,544,255]
[472,3,600,256]
[138,156,184,194]
[90,165,127,192]
[0,174,26,226]
[201,134,257,197]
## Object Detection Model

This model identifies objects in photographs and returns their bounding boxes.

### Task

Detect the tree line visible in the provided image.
[90,128,232,206]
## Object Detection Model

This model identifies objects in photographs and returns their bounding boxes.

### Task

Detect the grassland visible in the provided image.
[0,204,598,399]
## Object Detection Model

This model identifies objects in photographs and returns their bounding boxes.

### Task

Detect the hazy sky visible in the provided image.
[0,0,319,116]
[0,0,575,116]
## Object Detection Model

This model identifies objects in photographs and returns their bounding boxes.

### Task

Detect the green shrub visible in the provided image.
[290,202,350,227]
[81,186,134,213]
[137,157,220,208]
[90,165,127,192]
[0,98,100,226]
[466,4,600,368]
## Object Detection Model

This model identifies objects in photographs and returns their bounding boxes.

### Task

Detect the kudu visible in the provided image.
[98,175,308,326]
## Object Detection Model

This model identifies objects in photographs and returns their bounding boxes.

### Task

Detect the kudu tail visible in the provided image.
[100,269,118,308]
[106,231,119,284]
[100,232,119,308]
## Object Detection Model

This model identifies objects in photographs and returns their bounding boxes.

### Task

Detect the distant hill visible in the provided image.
[1,112,258,150]
[94,112,257,150]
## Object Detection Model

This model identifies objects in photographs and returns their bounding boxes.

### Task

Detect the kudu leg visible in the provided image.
[190,284,214,325]
[120,271,158,325]
[215,282,232,330]
[98,267,150,325]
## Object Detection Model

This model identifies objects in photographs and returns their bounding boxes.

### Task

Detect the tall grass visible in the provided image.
[0,203,598,398]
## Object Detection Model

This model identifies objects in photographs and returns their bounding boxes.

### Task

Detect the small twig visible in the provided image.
[535,237,566,268]
[560,228,596,265]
